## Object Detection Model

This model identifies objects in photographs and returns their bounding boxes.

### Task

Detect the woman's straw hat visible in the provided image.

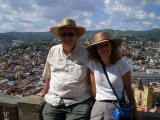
[86,32,123,51]
[50,19,86,39]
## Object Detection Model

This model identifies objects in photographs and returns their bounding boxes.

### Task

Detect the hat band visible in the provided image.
[95,39,110,44]
[61,25,76,27]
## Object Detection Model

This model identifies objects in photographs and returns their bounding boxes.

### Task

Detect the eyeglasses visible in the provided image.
[60,32,75,38]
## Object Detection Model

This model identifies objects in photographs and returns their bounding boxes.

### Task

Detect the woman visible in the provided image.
[86,32,144,120]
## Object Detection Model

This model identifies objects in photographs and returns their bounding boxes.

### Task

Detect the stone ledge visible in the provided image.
[1,94,160,120]
[139,111,160,120]
[18,95,45,112]
[18,95,45,120]
[0,94,23,108]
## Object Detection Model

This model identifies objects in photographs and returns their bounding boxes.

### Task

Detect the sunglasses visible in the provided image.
[60,32,75,38]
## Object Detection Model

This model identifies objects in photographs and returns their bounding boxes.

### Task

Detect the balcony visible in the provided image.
[0,94,160,120]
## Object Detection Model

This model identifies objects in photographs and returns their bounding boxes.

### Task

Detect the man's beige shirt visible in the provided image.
[42,43,91,106]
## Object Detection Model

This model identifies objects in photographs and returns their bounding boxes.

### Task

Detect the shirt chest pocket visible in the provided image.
[50,59,65,72]
[72,64,88,81]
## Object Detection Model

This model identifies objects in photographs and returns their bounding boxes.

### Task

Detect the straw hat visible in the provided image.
[50,19,86,39]
[86,32,123,51]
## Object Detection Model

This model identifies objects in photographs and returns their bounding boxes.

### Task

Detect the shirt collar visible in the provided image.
[61,42,79,55]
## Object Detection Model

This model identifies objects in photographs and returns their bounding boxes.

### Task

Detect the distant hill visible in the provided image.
[0,32,54,43]
[0,28,160,44]
[82,28,160,43]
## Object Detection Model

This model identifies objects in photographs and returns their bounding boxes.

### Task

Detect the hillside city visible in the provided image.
[0,38,160,113]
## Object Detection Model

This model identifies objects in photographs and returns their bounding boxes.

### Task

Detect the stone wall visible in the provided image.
[0,94,160,120]
[0,95,45,120]
[0,94,22,120]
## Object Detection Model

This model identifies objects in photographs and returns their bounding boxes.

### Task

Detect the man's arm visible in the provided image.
[36,78,50,97]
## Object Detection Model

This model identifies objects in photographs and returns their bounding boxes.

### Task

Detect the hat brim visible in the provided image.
[50,26,86,39]
[86,38,123,52]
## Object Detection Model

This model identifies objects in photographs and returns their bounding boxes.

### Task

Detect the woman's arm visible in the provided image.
[89,70,96,102]
[36,78,50,97]
[122,70,144,120]
[122,71,136,110]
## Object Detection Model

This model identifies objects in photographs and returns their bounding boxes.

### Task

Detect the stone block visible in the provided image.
[18,95,45,120]
[0,94,23,120]
[139,111,160,120]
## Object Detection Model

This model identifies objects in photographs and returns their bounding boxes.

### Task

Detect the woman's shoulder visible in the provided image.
[87,60,101,70]
[117,58,127,65]
[116,58,131,72]
[89,59,101,65]
[116,58,130,69]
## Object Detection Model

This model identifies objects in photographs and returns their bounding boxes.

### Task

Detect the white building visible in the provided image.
[131,73,160,83]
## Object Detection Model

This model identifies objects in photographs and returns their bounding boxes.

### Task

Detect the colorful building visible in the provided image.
[134,78,160,109]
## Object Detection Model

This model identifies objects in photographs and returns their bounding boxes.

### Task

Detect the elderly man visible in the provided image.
[37,19,91,120]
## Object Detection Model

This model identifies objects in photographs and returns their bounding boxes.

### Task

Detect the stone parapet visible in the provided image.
[139,111,160,120]
[0,95,45,120]
[0,94,23,120]
[0,94,160,120]
[18,95,45,120]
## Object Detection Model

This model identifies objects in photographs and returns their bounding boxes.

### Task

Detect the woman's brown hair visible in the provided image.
[88,41,122,64]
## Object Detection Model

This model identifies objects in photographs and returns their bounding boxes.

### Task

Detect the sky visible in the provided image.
[0,0,160,33]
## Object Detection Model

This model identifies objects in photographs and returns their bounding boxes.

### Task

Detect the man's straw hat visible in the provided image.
[86,32,123,51]
[50,19,86,39]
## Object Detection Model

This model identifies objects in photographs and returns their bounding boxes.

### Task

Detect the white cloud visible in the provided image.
[136,11,147,20]
[157,16,160,20]
[142,21,159,30]
[100,0,160,31]
[103,0,148,27]
[100,20,111,27]
[82,12,92,17]
[156,0,160,6]
[153,24,159,28]
[149,13,155,18]
[131,25,143,31]
[113,25,120,30]
[104,0,130,14]
[0,0,100,32]
[84,19,92,27]
[95,20,111,30]
[119,22,125,27]
[0,0,159,32]
[142,21,153,26]
[104,0,110,4]
[95,25,101,30]
[0,23,14,32]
